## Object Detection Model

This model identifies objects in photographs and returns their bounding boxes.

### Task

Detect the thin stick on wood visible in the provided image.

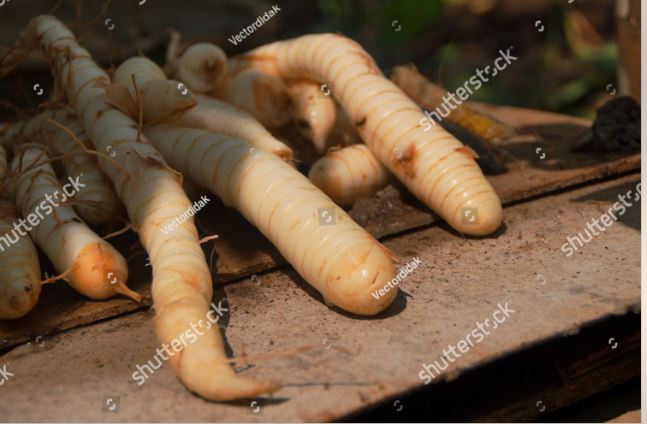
[390,65,512,174]
[391,64,516,145]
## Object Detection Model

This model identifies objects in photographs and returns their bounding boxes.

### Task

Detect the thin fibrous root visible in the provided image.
[0,109,125,226]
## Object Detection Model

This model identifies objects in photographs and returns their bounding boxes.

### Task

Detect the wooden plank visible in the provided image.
[0,174,640,422]
[341,313,640,422]
[479,326,641,422]
[0,105,639,350]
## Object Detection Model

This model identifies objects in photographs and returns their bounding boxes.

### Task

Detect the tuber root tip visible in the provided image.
[113,282,142,303]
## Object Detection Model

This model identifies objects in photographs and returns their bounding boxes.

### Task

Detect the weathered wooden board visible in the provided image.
[342,313,640,422]
[0,173,640,422]
[0,105,640,350]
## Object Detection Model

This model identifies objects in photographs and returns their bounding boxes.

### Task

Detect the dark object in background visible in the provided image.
[441,121,509,175]
[391,65,511,174]
[575,96,640,153]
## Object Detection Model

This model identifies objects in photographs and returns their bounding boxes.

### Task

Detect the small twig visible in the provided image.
[41,266,73,285]
[192,343,320,369]
[199,234,219,244]
[103,223,133,240]
[45,118,130,177]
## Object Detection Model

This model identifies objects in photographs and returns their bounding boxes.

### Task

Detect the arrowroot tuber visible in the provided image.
[1,15,277,400]
[287,79,337,154]
[115,57,294,162]
[175,94,293,162]
[167,39,228,94]
[329,104,363,147]
[308,144,390,208]
[111,57,197,124]
[11,144,138,301]
[216,69,292,128]
[0,198,41,319]
[145,124,399,315]
[0,109,123,226]
[227,34,503,235]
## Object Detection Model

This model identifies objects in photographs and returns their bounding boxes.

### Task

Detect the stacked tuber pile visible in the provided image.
[0,16,502,401]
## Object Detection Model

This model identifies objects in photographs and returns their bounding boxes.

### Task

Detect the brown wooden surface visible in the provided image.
[0,104,640,351]
[0,172,640,422]
[336,313,640,422]
[477,316,641,422]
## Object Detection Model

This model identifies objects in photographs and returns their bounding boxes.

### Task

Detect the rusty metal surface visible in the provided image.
[0,173,640,422]
[0,104,640,350]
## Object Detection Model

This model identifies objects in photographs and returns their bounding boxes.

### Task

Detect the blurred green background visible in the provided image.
[0,0,621,119]
[306,0,618,118]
